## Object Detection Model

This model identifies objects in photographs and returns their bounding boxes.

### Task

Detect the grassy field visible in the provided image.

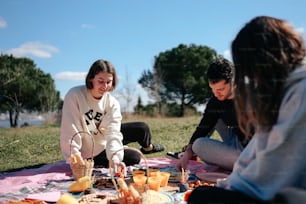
[0,116,204,172]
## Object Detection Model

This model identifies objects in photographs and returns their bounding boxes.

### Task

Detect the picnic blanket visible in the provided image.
[0,158,228,204]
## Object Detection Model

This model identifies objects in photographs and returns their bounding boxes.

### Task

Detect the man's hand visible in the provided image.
[175,144,193,171]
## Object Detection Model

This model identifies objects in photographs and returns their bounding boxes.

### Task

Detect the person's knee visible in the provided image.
[132,122,149,131]
[192,137,211,154]
[140,122,149,130]
[192,138,223,165]
[124,149,141,166]
[125,157,141,166]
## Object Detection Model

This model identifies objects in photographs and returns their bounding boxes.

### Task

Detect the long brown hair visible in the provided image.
[232,16,306,137]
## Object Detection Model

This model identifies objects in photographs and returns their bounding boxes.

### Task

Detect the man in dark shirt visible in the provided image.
[175,58,247,171]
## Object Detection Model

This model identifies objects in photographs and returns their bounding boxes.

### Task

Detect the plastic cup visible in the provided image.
[148,169,160,177]
[148,176,162,191]
[133,175,147,186]
[160,172,171,187]
[133,170,145,176]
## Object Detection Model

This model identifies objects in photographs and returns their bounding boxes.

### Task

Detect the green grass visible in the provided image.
[0,116,219,172]
[0,125,63,172]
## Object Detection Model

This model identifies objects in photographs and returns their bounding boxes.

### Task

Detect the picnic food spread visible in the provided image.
[4,167,222,204]
[2,154,227,204]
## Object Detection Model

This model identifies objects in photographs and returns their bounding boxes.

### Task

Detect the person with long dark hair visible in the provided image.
[188,16,306,204]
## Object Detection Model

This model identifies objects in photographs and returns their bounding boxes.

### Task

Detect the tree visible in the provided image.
[139,44,218,116]
[138,69,166,115]
[134,96,144,115]
[116,68,134,117]
[0,54,61,127]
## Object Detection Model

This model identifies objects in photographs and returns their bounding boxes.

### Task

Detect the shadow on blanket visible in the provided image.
[0,160,72,195]
[0,160,71,178]
[1,161,71,175]
[2,163,60,174]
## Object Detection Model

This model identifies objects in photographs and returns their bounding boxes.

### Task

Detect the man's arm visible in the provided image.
[188,96,220,144]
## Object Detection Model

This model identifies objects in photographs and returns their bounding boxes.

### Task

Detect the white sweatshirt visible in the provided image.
[60,85,123,164]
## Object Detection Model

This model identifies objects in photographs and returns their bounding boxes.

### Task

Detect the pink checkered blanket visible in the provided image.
[0,158,224,204]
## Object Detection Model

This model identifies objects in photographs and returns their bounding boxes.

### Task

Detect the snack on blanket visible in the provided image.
[69,175,93,192]
[56,193,78,204]
[78,193,107,204]
[117,178,140,203]
[6,199,46,204]
[183,190,193,201]
[93,177,114,189]
[110,177,143,204]
[188,179,215,188]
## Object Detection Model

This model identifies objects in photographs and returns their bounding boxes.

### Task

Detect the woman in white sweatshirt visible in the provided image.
[60,59,140,173]
[188,16,306,204]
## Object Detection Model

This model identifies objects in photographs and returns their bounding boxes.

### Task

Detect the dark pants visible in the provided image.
[188,186,285,204]
[121,122,151,148]
[93,122,151,167]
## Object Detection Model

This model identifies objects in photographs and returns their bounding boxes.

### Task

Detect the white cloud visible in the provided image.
[55,71,87,80]
[81,24,95,29]
[0,17,7,29]
[6,41,59,58]
[223,50,232,61]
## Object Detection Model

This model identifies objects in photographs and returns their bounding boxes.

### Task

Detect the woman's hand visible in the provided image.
[112,161,127,178]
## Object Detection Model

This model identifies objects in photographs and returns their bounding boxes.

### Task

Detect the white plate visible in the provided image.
[142,190,173,204]
[195,172,229,183]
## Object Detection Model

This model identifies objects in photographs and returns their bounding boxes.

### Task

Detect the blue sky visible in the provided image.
[1,0,306,111]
